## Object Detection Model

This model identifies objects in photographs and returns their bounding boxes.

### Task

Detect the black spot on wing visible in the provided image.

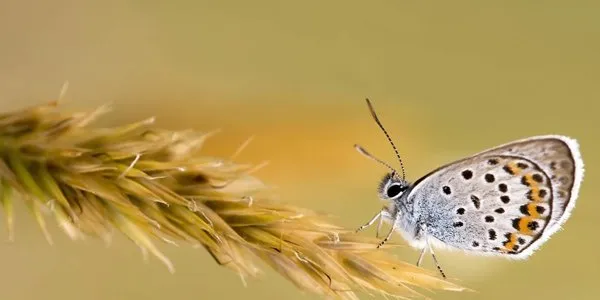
[462,170,473,180]
[526,191,535,201]
[512,218,521,230]
[517,162,528,169]
[470,195,481,209]
[532,174,544,183]
[498,183,508,193]
[442,186,451,195]
[528,221,539,231]
[536,206,546,214]
[520,205,530,215]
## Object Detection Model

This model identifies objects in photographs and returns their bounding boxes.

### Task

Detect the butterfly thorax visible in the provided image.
[392,186,430,249]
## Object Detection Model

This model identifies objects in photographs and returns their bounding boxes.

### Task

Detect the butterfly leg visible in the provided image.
[377,213,398,248]
[416,247,426,267]
[375,215,384,238]
[377,224,397,248]
[418,223,447,278]
[427,239,447,279]
[375,210,391,238]
[355,209,383,233]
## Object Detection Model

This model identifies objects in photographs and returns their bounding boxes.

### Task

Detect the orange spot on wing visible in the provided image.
[507,162,520,175]
[504,233,518,252]
[524,174,542,202]
[527,203,540,218]
[518,217,534,235]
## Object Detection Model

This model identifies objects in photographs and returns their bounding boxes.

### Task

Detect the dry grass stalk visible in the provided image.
[0,100,464,299]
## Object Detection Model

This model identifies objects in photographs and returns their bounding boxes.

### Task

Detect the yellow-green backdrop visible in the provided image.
[0,1,598,299]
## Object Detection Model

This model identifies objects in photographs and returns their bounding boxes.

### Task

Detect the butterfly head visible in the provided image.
[378,172,410,201]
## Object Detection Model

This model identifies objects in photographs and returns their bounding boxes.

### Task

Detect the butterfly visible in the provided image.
[355,99,584,278]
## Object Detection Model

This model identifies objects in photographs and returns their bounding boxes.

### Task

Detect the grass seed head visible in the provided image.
[0,101,465,299]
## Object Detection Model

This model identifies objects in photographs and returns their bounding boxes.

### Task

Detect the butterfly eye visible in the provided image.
[386,184,405,198]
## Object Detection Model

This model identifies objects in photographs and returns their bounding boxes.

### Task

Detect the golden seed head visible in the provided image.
[0,101,464,299]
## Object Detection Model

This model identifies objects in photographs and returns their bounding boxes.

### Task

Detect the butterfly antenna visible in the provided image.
[365,98,406,180]
[354,144,398,176]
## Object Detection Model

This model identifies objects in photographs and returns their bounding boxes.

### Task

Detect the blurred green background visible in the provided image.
[0,1,598,299]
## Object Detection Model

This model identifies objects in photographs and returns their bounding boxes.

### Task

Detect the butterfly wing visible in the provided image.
[407,135,583,258]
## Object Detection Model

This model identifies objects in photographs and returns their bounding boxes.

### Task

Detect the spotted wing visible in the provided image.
[407,135,583,258]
